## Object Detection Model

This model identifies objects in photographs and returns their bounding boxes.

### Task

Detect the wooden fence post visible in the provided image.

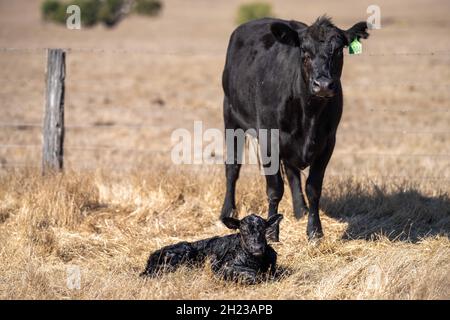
[42,49,65,175]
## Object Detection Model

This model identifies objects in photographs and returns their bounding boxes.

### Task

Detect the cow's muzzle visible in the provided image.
[312,78,335,98]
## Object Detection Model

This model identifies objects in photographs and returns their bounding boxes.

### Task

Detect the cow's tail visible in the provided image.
[280,160,287,181]
[245,133,262,171]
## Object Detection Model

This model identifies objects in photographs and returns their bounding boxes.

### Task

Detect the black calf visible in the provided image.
[141,214,283,284]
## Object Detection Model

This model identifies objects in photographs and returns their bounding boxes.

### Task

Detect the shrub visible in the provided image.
[42,0,101,26]
[41,0,60,19]
[98,0,125,26]
[134,0,162,16]
[41,0,64,22]
[71,0,102,27]
[236,2,273,25]
[41,0,163,27]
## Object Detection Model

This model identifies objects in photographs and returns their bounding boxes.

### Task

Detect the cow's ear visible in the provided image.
[344,21,369,44]
[270,22,300,47]
[266,214,283,237]
[222,217,240,230]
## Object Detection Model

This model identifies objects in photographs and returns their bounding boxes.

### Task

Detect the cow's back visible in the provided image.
[222,18,307,131]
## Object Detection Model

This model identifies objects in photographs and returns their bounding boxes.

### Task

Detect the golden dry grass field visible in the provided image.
[0,0,449,299]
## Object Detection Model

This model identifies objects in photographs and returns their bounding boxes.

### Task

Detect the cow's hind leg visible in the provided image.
[221,97,244,221]
[284,162,308,219]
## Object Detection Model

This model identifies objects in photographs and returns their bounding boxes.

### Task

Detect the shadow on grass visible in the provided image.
[321,184,450,242]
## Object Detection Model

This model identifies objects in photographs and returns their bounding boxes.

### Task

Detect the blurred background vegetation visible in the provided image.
[236,2,274,25]
[41,0,163,27]
[41,0,275,28]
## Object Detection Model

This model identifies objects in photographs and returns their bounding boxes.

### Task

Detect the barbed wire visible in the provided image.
[1,77,449,89]
[0,144,168,153]
[0,47,225,57]
[1,47,450,57]
[345,84,450,89]
[344,107,450,113]
[0,123,42,128]
[1,162,449,182]
[1,104,448,114]
[0,122,174,130]
[1,122,450,134]
[2,78,450,89]
[339,128,450,134]
[0,143,449,159]
[1,99,449,114]
[345,50,450,57]
[333,152,450,158]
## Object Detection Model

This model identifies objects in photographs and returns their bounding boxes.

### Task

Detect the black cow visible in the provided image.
[141,214,283,284]
[220,17,369,240]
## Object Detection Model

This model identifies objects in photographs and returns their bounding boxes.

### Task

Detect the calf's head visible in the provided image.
[270,16,369,98]
[223,214,283,256]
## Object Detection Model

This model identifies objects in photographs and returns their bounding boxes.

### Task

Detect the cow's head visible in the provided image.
[270,16,369,98]
[223,213,283,257]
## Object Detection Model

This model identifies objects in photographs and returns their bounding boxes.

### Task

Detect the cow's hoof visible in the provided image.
[220,205,237,221]
[307,236,322,247]
[294,206,308,220]
[307,229,324,242]
[139,270,154,278]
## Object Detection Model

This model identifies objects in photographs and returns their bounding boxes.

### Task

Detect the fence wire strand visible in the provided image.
[2,123,450,135]
[1,47,450,56]
[1,143,450,158]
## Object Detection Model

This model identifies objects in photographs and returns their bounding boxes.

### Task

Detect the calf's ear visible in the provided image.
[222,217,240,230]
[344,21,369,44]
[266,214,283,235]
[270,22,300,47]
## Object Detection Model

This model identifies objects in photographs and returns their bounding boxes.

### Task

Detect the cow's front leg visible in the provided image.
[305,137,335,240]
[305,173,324,240]
[264,170,284,242]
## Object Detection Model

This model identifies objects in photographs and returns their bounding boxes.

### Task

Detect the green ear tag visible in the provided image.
[349,38,362,54]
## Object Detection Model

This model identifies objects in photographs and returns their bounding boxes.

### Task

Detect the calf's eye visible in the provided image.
[303,52,311,62]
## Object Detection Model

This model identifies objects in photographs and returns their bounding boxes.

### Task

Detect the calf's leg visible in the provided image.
[221,264,258,285]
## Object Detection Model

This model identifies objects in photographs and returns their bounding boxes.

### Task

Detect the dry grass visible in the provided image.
[0,167,448,299]
[0,0,449,299]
